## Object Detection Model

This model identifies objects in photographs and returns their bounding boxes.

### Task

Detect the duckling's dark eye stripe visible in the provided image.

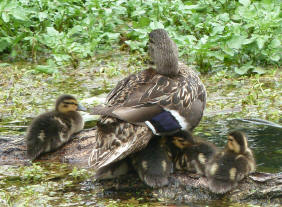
[63,101,78,105]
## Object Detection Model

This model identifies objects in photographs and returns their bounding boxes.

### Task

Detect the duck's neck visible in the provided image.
[155,41,179,77]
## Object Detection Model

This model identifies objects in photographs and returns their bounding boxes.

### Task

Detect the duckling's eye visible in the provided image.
[149,39,154,44]
[228,139,233,141]
[63,101,78,106]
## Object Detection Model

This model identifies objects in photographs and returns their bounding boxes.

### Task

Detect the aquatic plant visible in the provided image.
[0,0,280,74]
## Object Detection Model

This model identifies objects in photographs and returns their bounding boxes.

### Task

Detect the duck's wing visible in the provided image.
[90,104,163,123]
[91,68,165,122]
[89,117,153,169]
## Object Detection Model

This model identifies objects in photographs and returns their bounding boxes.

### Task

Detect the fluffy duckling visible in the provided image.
[205,131,256,194]
[130,137,173,188]
[26,95,85,160]
[170,131,217,175]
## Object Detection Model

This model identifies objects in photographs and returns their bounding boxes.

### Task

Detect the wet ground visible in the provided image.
[0,55,281,206]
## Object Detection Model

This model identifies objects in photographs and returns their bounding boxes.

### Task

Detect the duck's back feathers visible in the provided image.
[91,65,206,130]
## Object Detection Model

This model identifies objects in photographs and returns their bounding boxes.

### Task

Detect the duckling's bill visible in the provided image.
[77,103,87,111]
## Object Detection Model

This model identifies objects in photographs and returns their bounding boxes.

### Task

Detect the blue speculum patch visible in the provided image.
[149,110,181,134]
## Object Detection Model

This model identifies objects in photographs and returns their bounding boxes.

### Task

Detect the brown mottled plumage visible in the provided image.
[26,95,85,160]
[89,29,206,182]
[169,131,217,175]
[205,131,256,194]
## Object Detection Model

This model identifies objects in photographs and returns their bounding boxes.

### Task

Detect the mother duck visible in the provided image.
[89,29,206,175]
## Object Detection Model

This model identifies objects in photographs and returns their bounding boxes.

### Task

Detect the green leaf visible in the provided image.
[211,25,224,36]
[256,36,269,49]
[210,51,225,61]
[186,35,197,44]
[252,67,266,74]
[135,17,150,28]
[239,0,250,7]
[183,5,200,10]
[131,9,146,17]
[270,38,281,49]
[46,27,60,36]
[242,37,256,45]
[227,35,246,49]
[0,63,10,67]
[218,13,229,22]
[125,40,144,51]
[11,8,28,21]
[69,25,83,35]
[2,12,10,22]
[0,38,9,52]
[222,46,234,56]
[105,32,120,40]
[38,12,48,22]
[149,22,164,30]
[235,64,254,75]
[270,54,280,62]
[35,65,58,74]
[0,0,8,10]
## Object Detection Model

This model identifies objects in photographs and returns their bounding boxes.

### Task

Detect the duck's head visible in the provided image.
[55,95,86,113]
[227,131,248,154]
[148,29,179,76]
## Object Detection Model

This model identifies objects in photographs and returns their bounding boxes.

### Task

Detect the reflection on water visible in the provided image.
[196,118,282,173]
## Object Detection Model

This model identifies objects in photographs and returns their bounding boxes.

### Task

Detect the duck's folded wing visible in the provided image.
[88,119,153,169]
[90,104,163,123]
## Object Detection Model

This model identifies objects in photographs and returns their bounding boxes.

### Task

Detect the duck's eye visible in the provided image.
[228,139,233,142]
[149,39,154,44]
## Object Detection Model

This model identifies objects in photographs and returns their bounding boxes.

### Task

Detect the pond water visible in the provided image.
[0,115,281,206]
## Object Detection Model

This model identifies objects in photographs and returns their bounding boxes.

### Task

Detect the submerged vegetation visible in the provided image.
[0,0,281,74]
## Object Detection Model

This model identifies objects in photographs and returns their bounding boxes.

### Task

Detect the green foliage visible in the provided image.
[0,0,281,74]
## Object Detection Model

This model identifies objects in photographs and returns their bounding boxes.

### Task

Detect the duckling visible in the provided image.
[26,95,85,160]
[170,130,217,175]
[205,131,256,194]
[130,136,173,188]
[89,29,206,170]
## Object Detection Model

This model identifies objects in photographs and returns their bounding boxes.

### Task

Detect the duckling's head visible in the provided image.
[55,95,86,113]
[148,29,179,76]
[227,131,248,154]
[172,130,196,149]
